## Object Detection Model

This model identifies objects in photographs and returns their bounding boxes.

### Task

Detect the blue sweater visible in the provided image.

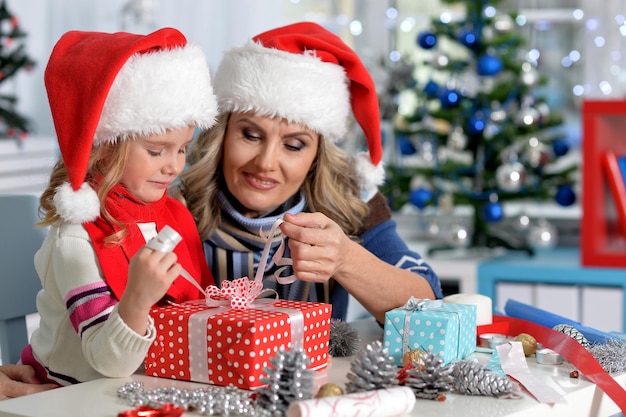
[323,217,443,320]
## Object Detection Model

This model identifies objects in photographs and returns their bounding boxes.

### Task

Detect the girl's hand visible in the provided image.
[0,365,59,400]
[118,245,182,334]
[279,212,352,283]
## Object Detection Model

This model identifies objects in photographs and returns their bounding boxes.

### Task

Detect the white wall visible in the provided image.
[6,0,309,139]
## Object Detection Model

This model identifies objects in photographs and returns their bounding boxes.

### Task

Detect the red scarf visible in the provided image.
[83,184,214,302]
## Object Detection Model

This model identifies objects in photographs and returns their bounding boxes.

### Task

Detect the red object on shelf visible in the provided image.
[602,151,626,238]
[581,100,626,268]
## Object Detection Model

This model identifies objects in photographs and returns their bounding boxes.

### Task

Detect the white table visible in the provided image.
[0,318,624,417]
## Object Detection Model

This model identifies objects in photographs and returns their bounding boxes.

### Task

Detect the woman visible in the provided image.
[178,22,442,323]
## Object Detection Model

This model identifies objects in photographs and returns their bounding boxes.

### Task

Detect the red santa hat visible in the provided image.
[213,21,384,201]
[45,27,218,224]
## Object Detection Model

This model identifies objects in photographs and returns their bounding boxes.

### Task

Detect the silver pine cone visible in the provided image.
[552,324,590,349]
[404,351,454,400]
[345,341,398,393]
[453,359,513,397]
[255,348,314,415]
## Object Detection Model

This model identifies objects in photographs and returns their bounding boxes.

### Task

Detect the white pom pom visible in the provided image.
[54,182,100,224]
[352,152,385,202]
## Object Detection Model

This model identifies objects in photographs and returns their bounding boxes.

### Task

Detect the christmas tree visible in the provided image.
[380,0,578,254]
[0,0,35,139]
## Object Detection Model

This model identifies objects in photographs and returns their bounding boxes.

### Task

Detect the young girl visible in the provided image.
[20,28,218,385]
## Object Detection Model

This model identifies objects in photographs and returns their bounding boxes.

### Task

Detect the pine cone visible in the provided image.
[552,324,590,349]
[453,360,513,397]
[345,341,398,393]
[255,348,314,415]
[404,351,454,400]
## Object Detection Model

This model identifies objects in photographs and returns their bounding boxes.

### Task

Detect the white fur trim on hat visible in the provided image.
[95,44,217,145]
[54,182,100,224]
[352,152,385,202]
[213,40,350,142]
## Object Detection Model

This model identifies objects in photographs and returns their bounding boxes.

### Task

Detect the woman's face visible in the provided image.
[222,113,319,218]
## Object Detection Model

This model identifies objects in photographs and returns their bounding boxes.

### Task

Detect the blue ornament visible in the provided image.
[439,88,461,108]
[552,140,570,157]
[482,200,503,223]
[477,54,503,76]
[458,29,479,49]
[397,135,416,155]
[423,80,440,97]
[466,115,486,135]
[417,31,437,49]
[409,187,433,209]
[555,184,576,206]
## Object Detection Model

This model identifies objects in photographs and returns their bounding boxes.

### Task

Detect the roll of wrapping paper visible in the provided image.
[286,387,416,417]
[503,298,615,344]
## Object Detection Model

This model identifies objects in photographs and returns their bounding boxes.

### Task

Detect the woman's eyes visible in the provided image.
[242,128,305,151]
[147,149,162,157]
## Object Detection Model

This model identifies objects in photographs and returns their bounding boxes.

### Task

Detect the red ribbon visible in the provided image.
[496,315,626,413]
[117,404,185,417]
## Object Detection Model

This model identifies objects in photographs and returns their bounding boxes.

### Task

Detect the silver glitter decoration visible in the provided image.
[117,381,258,416]
[452,359,513,397]
[589,339,626,374]
[403,351,454,400]
[329,319,361,357]
[552,324,590,350]
[345,340,397,393]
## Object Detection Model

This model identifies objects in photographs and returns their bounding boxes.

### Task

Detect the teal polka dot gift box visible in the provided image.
[383,298,477,366]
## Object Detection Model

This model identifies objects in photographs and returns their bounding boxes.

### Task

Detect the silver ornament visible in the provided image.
[448,224,470,248]
[515,107,540,127]
[526,218,558,249]
[524,137,552,168]
[496,161,526,192]
[448,126,467,150]
[493,13,515,33]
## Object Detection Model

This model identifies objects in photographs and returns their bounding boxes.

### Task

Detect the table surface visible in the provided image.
[0,318,624,417]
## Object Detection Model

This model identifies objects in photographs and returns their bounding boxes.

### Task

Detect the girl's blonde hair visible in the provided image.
[176,113,368,240]
[38,140,131,243]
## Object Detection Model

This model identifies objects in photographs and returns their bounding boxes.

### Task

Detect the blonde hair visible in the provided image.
[177,113,368,240]
[38,140,131,243]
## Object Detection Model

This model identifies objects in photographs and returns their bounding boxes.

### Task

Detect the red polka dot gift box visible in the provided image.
[145,299,331,390]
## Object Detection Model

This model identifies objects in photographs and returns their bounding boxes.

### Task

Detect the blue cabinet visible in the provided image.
[477,247,626,333]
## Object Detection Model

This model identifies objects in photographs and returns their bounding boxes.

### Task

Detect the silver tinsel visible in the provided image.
[116,381,258,416]
[345,340,398,393]
[452,359,514,397]
[589,339,626,374]
[552,324,591,350]
[403,351,454,400]
[329,319,361,357]
[255,347,314,415]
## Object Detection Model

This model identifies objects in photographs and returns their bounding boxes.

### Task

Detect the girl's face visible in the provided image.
[120,126,195,203]
[222,113,319,218]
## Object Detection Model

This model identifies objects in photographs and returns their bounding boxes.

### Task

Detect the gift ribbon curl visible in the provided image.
[204,218,295,310]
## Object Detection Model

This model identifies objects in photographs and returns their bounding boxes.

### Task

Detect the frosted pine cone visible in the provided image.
[256,348,314,414]
[404,351,454,400]
[552,324,590,349]
[453,359,513,397]
[345,341,398,393]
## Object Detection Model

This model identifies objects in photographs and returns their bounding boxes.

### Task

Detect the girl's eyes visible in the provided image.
[147,146,188,157]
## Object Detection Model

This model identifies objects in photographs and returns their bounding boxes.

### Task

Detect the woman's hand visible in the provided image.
[280,212,352,283]
[0,365,59,400]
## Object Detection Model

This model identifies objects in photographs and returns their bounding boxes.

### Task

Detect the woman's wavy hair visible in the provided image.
[176,113,369,240]
[38,140,131,244]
